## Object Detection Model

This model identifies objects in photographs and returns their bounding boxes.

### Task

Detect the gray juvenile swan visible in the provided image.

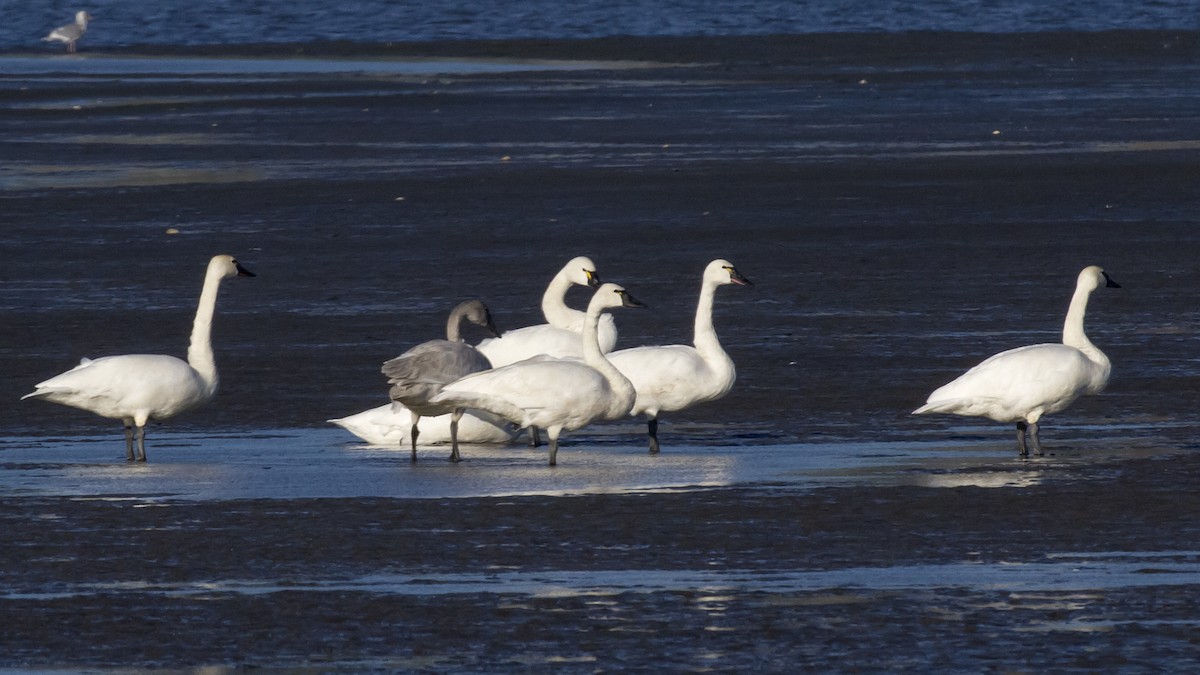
[23,255,254,461]
[913,265,1120,457]
[382,299,500,462]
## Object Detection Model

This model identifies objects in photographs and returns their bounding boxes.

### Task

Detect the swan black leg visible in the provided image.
[548,437,559,466]
[648,418,661,455]
[1016,421,1029,458]
[409,416,421,463]
[124,424,136,461]
[135,426,147,462]
[449,410,463,463]
[1029,422,1044,456]
[528,426,542,448]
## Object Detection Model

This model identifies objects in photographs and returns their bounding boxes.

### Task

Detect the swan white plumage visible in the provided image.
[327,404,515,447]
[474,256,618,367]
[608,259,753,454]
[431,283,645,466]
[381,299,499,462]
[22,254,254,461]
[913,265,1120,456]
[43,11,91,53]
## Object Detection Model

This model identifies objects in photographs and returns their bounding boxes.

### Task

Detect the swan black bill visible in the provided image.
[236,263,256,277]
[585,269,601,287]
[1103,272,1120,288]
[617,290,647,309]
[728,267,754,287]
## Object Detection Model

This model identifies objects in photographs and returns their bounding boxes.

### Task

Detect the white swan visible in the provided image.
[327,404,515,447]
[608,259,753,454]
[913,265,1120,456]
[43,11,92,53]
[22,254,254,461]
[431,283,645,466]
[474,256,618,367]
[382,299,499,462]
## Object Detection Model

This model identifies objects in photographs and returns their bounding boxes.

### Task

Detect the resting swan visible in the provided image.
[431,283,645,466]
[608,259,753,453]
[913,265,1120,456]
[22,254,254,461]
[327,404,514,447]
[382,299,499,462]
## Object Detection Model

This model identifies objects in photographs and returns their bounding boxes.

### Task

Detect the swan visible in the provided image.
[913,265,1120,457]
[22,254,254,461]
[381,299,499,462]
[431,283,645,466]
[474,256,617,367]
[43,11,92,53]
[327,404,515,446]
[608,259,753,454]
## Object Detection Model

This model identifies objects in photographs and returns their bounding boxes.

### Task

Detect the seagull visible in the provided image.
[43,11,92,54]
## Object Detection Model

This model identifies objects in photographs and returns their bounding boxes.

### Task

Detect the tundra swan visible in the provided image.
[431,283,644,466]
[913,265,1120,456]
[474,256,617,367]
[381,299,499,462]
[22,254,254,461]
[327,404,514,446]
[608,259,753,453]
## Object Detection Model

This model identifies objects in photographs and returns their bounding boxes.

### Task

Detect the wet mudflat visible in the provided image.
[2,33,1200,671]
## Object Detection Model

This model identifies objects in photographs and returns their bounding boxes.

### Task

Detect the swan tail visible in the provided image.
[22,386,71,401]
[912,397,1004,418]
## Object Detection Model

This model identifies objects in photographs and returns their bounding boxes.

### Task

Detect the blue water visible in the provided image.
[5,0,1198,51]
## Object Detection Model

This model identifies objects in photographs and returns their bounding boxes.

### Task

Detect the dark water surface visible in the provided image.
[2,32,1200,671]
[6,0,1198,50]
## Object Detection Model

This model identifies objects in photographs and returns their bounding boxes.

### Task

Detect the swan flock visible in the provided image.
[24,256,1123,465]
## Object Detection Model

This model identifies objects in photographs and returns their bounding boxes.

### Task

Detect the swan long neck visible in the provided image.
[583,304,635,407]
[445,307,465,342]
[692,279,727,360]
[1062,282,1110,382]
[541,272,582,329]
[187,266,224,392]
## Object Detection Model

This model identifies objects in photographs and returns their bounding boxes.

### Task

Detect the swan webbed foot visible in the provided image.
[528,426,542,448]
[648,418,660,455]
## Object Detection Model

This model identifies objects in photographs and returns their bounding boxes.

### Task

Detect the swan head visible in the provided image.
[209,254,256,279]
[590,283,647,312]
[1078,265,1119,292]
[706,259,754,287]
[455,299,501,338]
[563,256,601,288]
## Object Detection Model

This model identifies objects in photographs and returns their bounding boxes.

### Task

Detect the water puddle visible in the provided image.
[0,427,1185,501]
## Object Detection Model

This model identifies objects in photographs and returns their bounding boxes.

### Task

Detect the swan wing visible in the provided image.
[383,341,492,386]
[24,354,207,420]
[475,324,586,367]
[433,360,608,429]
[915,344,1095,421]
[609,345,725,414]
